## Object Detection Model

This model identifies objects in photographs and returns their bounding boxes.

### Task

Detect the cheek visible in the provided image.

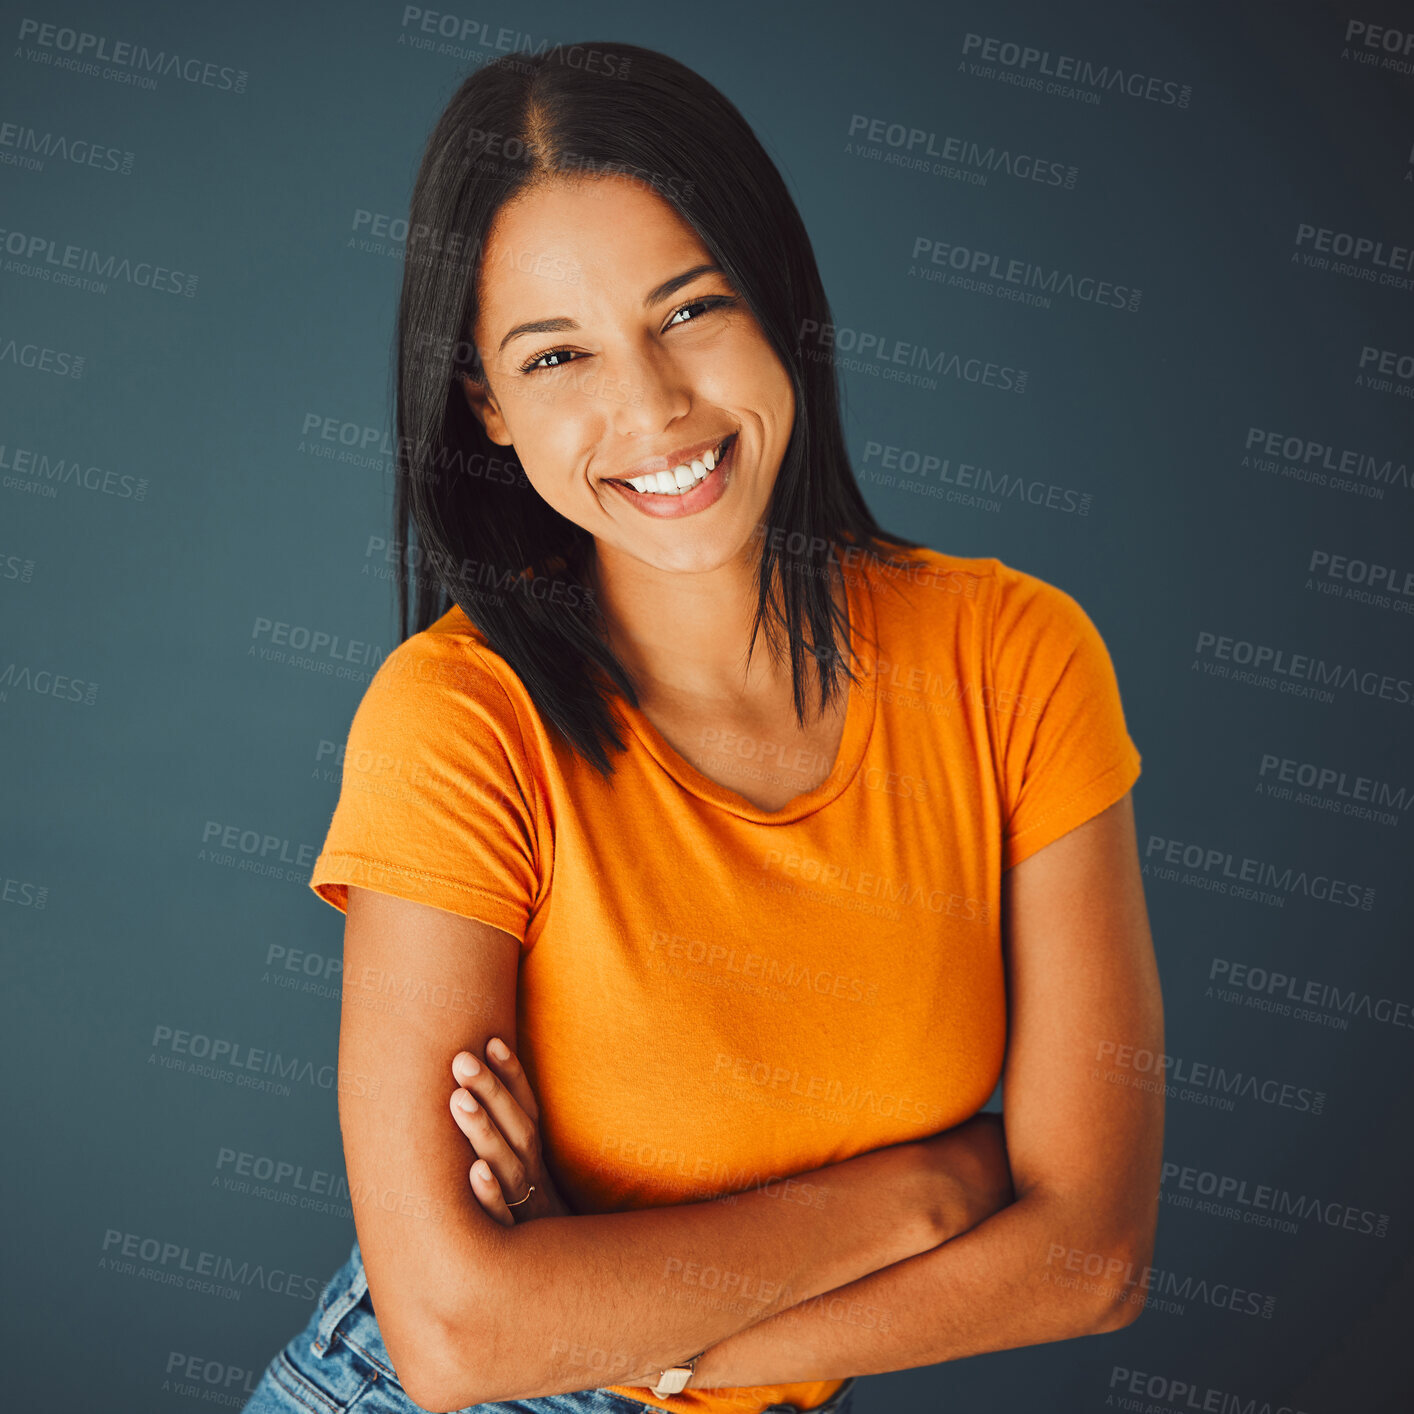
[704,331,794,418]
[751,353,796,438]
[526,449,587,505]
[501,400,582,482]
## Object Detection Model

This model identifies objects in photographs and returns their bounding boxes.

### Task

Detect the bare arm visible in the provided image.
[337,885,987,1413]
[686,793,1165,1387]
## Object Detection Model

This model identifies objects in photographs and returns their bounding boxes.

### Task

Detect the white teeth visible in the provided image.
[624,438,729,496]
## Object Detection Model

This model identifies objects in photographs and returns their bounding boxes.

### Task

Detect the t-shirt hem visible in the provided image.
[307,851,527,940]
[602,1376,849,1414]
[1002,749,1142,872]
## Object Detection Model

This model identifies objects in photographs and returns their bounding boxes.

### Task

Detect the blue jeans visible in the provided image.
[241,1239,859,1414]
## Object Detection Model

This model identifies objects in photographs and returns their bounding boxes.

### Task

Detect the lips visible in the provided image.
[603,432,737,518]
[606,433,737,493]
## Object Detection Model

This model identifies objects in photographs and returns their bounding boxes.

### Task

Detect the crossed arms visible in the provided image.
[335,791,1163,1412]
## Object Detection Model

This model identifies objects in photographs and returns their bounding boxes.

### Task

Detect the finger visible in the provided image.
[469,1157,516,1227]
[483,1036,540,1124]
[451,1050,539,1157]
[448,1086,530,1202]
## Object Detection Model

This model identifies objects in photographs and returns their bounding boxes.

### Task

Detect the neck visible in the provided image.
[587,538,836,711]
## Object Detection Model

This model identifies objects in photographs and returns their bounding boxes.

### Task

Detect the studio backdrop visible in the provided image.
[2,1,1411,1410]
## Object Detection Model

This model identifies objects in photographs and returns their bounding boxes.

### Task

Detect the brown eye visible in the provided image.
[666,295,737,328]
[520,348,582,374]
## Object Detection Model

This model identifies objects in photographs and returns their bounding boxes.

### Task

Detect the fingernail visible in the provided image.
[488,1038,509,1061]
[456,1053,481,1078]
[474,1161,491,1181]
[454,1090,478,1113]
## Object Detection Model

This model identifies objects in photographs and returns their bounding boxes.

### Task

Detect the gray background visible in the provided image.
[2,0,1411,1409]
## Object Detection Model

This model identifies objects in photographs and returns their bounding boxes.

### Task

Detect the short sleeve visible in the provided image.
[988,563,1142,871]
[308,630,542,943]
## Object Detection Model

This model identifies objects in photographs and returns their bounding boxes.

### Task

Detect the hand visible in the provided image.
[448,1037,572,1225]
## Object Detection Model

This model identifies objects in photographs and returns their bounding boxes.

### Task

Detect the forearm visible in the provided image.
[417,1142,943,1409]
[690,1187,1156,1389]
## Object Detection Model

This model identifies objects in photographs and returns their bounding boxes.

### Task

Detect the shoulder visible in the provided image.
[854,542,997,599]
[977,560,1127,694]
[982,558,1097,638]
[365,604,503,694]
[850,543,997,636]
[857,545,1109,670]
[855,543,1089,635]
[352,606,535,753]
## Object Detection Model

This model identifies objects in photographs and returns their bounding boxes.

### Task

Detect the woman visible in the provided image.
[243,39,1163,1414]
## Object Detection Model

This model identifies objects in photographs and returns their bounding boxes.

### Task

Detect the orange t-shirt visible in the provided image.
[309,546,1142,1414]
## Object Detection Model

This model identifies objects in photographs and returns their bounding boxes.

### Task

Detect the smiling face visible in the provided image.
[460,174,796,577]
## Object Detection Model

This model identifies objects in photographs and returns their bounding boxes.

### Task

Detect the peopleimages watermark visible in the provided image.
[1142,833,1375,911]
[215,1149,345,1194]
[1095,1040,1325,1116]
[247,615,387,685]
[648,928,880,1005]
[1293,221,1414,289]
[1106,1365,1308,1414]
[1256,751,1408,826]
[250,615,384,668]
[347,207,483,264]
[1,873,48,908]
[198,819,319,885]
[759,847,992,922]
[0,660,99,705]
[844,114,1078,189]
[0,334,84,378]
[1044,1245,1275,1320]
[1192,628,1412,709]
[0,550,36,582]
[0,439,148,500]
[1161,1159,1389,1239]
[1208,958,1414,1035]
[161,1350,260,1405]
[959,33,1193,107]
[296,408,535,483]
[0,119,134,175]
[0,225,197,296]
[1306,549,1414,614]
[711,1051,949,1129]
[14,17,249,92]
[797,317,1026,393]
[859,438,1092,515]
[1356,344,1414,400]
[1242,424,1410,498]
[910,235,1141,312]
[394,11,632,80]
[1341,18,1414,75]
[99,1229,318,1302]
[149,1023,381,1100]
[360,535,592,610]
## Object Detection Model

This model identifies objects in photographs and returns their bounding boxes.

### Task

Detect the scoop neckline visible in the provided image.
[614,554,878,825]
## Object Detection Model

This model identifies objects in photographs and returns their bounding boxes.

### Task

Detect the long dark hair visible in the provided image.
[392,40,926,777]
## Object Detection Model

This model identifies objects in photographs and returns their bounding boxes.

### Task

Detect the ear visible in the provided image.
[460,375,514,447]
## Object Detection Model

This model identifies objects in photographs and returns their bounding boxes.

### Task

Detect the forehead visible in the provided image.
[475,174,709,311]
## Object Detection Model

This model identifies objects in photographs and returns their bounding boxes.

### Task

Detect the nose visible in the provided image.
[606,337,693,440]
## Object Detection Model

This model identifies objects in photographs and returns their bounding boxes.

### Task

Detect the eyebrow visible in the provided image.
[496,263,726,353]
